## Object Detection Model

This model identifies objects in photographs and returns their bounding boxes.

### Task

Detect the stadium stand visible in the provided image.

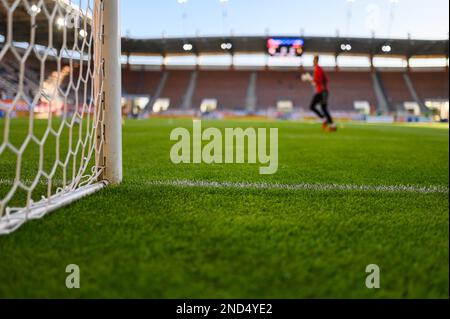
[409,70,449,101]
[160,70,192,109]
[3,35,448,116]
[0,49,93,116]
[4,62,448,115]
[327,71,377,111]
[117,35,448,116]
[255,70,313,109]
[0,55,40,100]
[379,71,414,109]
[122,68,162,96]
[192,70,250,110]
[121,69,417,113]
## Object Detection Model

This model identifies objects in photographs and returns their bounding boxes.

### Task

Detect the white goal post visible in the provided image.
[0,0,122,234]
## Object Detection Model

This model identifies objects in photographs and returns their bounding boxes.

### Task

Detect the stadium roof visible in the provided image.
[0,0,92,47]
[122,36,449,58]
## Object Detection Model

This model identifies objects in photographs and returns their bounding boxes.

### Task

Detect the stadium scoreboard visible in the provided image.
[267,37,305,57]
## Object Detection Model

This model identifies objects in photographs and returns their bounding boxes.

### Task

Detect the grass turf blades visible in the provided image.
[0,119,448,298]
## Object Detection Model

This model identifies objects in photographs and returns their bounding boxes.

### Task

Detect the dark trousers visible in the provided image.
[310,91,333,124]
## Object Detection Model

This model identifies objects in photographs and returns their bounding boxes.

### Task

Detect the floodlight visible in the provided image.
[183,43,193,51]
[340,44,352,51]
[30,4,41,14]
[382,45,392,53]
[79,29,87,38]
[56,17,65,28]
[221,42,232,50]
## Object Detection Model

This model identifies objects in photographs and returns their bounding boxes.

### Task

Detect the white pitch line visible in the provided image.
[147,180,449,194]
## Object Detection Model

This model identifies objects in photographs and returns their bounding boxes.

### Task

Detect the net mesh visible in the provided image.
[0,0,105,234]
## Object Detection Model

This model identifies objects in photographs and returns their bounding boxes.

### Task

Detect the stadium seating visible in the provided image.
[4,64,448,114]
[0,51,96,116]
[327,71,377,111]
[192,70,250,110]
[0,56,40,100]
[119,69,390,112]
[160,70,192,109]
[122,69,162,96]
[409,70,449,101]
[256,70,313,109]
[379,72,413,108]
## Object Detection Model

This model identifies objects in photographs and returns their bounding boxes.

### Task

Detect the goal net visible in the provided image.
[0,0,122,234]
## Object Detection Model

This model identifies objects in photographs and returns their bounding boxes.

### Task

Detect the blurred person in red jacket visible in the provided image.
[306,55,336,132]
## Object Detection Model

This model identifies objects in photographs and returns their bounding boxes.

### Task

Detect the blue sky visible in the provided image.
[121,0,449,40]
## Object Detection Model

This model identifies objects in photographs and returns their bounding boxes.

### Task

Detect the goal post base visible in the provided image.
[0,0,122,234]
[0,182,107,235]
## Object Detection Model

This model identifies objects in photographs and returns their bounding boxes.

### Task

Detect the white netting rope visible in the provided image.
[0,0,105,234]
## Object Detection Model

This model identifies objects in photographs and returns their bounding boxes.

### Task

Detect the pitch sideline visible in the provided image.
[146,180,449,194]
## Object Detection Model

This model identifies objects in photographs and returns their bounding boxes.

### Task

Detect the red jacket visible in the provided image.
[313,65,328,93]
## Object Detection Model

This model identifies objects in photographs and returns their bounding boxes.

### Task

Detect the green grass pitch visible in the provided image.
[0,118,448,298]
